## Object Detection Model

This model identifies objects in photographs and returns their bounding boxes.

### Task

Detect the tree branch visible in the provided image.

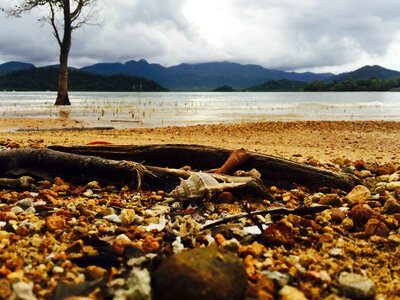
[49,2,62,46]
[201,205,332,230]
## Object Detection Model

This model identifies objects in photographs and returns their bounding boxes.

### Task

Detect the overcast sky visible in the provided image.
[1,0,400,73]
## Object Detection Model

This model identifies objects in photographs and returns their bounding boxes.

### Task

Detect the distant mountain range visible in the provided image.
[1,60,400,91]
[0,65,166,92]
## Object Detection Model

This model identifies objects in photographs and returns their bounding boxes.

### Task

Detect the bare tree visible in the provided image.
[2,0,98,105]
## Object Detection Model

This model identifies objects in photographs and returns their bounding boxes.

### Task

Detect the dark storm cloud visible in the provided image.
[1,0,400,72]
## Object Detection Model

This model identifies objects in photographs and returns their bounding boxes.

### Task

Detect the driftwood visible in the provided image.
[0,149,264,197]
[0,148,150,188]
[49,144,360,191]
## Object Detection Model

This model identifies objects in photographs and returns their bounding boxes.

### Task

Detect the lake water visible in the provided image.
[0,91,399,128]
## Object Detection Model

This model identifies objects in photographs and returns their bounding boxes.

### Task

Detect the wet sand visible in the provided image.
[0,118,399,163]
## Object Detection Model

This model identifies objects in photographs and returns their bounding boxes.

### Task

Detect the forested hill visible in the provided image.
[330,65,400,82]
[0,67,167,91]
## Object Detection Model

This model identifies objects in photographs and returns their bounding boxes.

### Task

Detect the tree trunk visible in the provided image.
[54,51,71,105]
[54,0,72,106]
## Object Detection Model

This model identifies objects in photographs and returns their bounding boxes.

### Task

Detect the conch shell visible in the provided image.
[216,148,249,174]
[168,172,246,201]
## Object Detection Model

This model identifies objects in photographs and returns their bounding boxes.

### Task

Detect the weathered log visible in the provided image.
[0,149,262,197]
[49,144,360,191]
[0,148,149,188]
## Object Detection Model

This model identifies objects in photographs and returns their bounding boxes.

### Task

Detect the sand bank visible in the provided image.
[0,118,398,163]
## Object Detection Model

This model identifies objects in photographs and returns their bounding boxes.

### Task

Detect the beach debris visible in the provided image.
[151,247,247,300]
[0,176,35,191]
[87,141,113,145]
[114,268,151,300]
[167,171,247,201]
[49,144,361,191]
[202,205,331,230]
[216,148,249,174]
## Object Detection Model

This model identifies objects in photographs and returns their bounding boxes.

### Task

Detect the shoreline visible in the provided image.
[0,118,399,163]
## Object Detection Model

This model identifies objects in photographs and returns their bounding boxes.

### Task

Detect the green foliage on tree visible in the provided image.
[0,67,168,91]
[246,79,306,91]
[212,85,237,92]
[303,77,400,91]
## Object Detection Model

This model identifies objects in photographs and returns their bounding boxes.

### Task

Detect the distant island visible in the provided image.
[1,60,400,92]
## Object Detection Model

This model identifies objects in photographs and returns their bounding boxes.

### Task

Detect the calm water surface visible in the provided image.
[0,91,399,128]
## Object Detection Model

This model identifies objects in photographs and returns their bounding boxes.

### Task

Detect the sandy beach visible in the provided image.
[0,118,399,163]
[1,118,400,299]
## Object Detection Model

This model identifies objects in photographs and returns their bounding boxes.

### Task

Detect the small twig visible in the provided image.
[201,205,331,230]
[242,202,264,233]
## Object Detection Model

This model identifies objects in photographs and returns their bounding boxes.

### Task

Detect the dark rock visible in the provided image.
[349,204,375,227]
[383,197,400,214]
[338,272,376,300]
[364,218,390,237]
[319,193,342,207]
[261,219,294,247]
[151,247,247,300]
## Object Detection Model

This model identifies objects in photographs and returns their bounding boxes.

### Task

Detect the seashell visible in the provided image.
[234,168,261,179]
[216,148,249,175]
[168,172,245,201]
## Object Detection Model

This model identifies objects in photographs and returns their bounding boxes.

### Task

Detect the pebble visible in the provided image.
[261,219,294,247]
[263,271,292,288]
[46,214,66,231]
[346,185,371,205]
[319,193,342,206]
[279,285,308,300]
[385,181,400,191]
[103,214,122,224]
[329,247,344,258]
[120,209,136,227]
[84,265,107,280]
[114,268,151,300]
[12,281,37,300]
[383,197,400,214]
[0,278,12,300]
[388,171,400,182]
[364,218,390,237]
[350,204,375,227]
[52,266,64,274]
[11,206,24,215]
[338,272,376,300]
[16,198,34,210]
[22,206,36,215]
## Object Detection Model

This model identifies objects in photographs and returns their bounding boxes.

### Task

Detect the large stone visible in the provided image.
[151,247,247,300]
[346,185,371,205]
[338,272,376,300]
